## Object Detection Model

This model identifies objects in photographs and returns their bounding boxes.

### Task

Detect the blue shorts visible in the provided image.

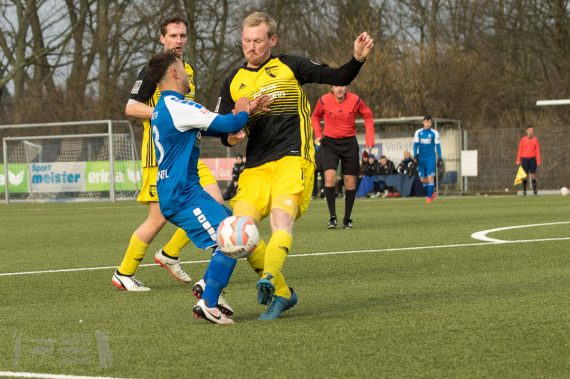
[418,157,436,178]
[167,191,230,250]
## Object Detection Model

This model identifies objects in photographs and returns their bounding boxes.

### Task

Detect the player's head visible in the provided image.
[242,12,278,68]
[159,15,189,58]
[423,115,433,129]
[236,154,243,163]
[526,125,534,137]
[147,50,189,94]
[331,86,347,101]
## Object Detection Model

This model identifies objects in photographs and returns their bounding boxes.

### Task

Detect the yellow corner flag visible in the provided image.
[514,166,527,186]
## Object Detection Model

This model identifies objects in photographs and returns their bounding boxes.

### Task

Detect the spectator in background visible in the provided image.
[223,154,245,200]
[516,125,541,196]
[371,155,397,198]
[397,150,417,177]
[378,155,397,176]
[363,154,379,177]
[312,85,375,229]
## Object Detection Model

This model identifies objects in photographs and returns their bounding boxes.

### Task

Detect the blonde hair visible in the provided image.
[243,12,277,37]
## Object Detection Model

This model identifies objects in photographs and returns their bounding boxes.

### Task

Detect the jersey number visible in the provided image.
[152,126,165,166]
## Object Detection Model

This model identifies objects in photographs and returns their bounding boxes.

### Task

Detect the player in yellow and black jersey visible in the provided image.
[112,16,232,315]
[218,12,374,320]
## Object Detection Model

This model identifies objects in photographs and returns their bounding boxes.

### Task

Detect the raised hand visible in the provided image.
[228,129,247,146]
[233,97,251,114]
[250,94,273,114]
[354,32,375,62]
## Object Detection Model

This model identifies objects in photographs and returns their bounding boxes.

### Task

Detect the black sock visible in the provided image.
[324,186,336,217]
[532,179,537,193]
[161,249,178,260]
[344,189,356,221]
[522,180,528,192]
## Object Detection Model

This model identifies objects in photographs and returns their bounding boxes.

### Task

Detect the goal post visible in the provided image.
[0,120,141,203]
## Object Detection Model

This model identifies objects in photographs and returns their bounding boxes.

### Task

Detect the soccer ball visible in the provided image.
[216,216,259,259]
[561,187,569,196]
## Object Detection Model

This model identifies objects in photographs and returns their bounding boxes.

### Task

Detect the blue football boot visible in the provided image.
[256,276,275,305]
[258,288,298,321]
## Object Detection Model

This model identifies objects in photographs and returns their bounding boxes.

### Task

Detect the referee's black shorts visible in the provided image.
[321,136,360,176]
[521,157,537,174]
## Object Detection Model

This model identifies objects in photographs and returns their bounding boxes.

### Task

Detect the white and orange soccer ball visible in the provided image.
[216,216,259,259]
[560,187,569,196]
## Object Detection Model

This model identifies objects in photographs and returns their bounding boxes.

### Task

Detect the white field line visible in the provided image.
[470,221,570,243]
[1,237,570,278]
[0,371,133,379]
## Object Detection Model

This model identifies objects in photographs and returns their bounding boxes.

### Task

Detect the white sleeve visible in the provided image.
[433,130,441,144]
[413,129,420,143]
[164,96,218,132]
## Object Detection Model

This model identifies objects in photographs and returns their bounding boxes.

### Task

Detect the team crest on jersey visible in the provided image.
[265,66,279,78]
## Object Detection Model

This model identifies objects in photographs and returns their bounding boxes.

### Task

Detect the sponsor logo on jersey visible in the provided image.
[239,83,247,90]
[265,65,279,78]
[156,169,169,181]
[130,80,142,94]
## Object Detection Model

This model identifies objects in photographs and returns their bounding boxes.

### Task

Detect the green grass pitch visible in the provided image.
[1,196,569,378]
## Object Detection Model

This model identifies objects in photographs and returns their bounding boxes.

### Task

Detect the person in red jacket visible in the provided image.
[516,125,541,195]
[312,85,375,229]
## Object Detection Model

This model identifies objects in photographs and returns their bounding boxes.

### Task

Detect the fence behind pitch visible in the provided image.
[0,120,140,203]
[464,127,570,192]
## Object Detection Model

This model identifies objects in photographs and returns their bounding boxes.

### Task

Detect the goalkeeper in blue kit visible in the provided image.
[146,50,265,324]
[413,115,442,203]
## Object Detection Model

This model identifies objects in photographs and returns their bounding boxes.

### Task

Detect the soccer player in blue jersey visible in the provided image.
[413,115,442,203]
[146,50,263,324]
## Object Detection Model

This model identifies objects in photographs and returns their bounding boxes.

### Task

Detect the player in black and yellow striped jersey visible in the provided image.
[112,16,228,306]
[218,12,374,320]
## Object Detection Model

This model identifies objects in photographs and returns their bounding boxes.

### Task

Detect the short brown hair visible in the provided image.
[160,15,189,36]
[146,50,179,85]
[242,12,277,37]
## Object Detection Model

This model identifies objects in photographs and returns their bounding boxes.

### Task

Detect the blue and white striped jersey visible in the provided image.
[413,128,442,160]
[151,90,248,217]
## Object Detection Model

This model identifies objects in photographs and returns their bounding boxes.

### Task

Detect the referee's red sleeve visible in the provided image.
[359,99,375,147]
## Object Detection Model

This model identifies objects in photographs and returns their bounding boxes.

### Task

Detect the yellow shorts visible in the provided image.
[232,156,315,221]
[137,159,217,204]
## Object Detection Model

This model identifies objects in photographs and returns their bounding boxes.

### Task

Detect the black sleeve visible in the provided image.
[218,71,237,115]
[218,69,240,147]
[280,54,364,86]
[128,65,157,102]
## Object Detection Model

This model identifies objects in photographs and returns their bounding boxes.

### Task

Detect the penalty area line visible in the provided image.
[1,237,569,278]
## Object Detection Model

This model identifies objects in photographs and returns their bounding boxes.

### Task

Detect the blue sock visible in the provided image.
[202,249,237,307]
[422,183,428,196]
[427,182,434,198]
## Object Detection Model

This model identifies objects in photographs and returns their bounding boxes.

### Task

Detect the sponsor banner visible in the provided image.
[200,158,236,181]
[30,162,86,193]
[85,161,141,191]
[0,164,29,193]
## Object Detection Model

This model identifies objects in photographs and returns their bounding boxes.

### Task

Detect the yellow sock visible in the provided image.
[162,228,190,258]
[247,239,267,277]
[248,238,291,299]
[117,233,148,276]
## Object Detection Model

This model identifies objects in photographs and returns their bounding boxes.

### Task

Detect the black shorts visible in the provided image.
[521,157,537,174]
[321,136,360,176]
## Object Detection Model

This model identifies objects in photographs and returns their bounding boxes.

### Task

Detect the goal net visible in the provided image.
[1,120,141,203]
